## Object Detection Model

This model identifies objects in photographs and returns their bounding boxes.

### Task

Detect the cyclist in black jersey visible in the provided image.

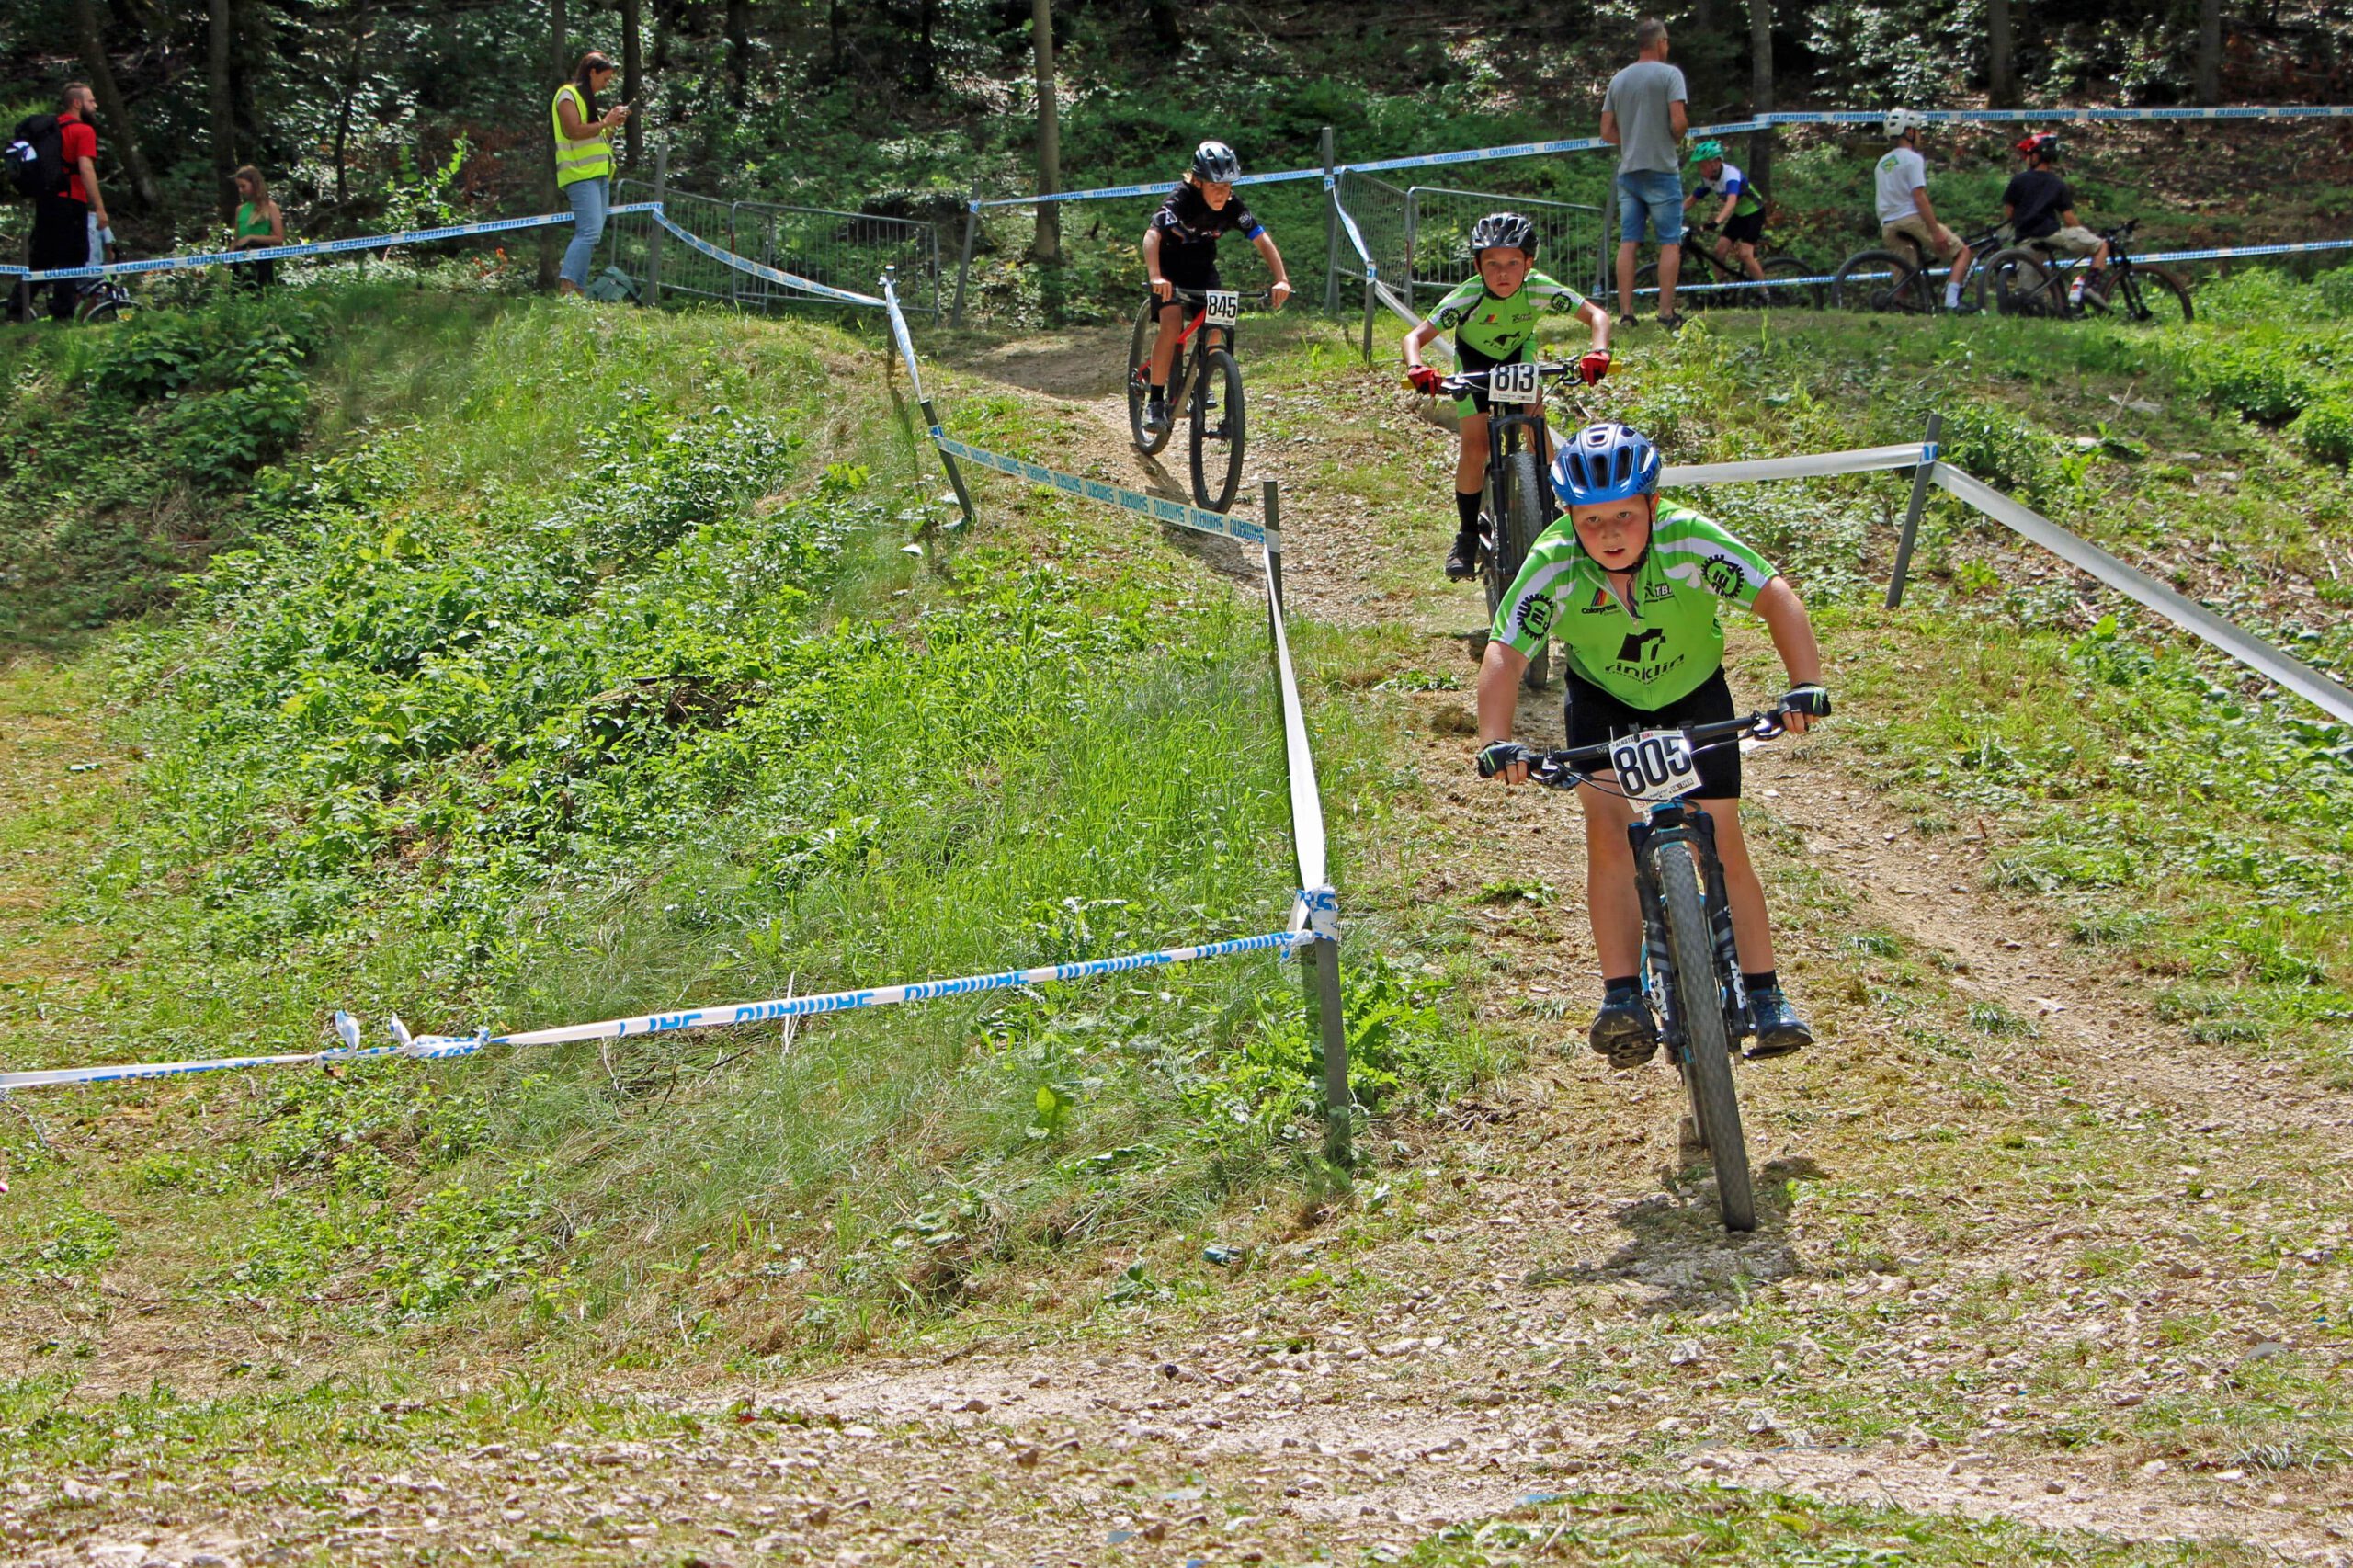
[1140,141,1293,437]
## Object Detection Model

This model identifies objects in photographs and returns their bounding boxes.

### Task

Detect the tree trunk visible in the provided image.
[68,0,159,210]
[1028,0,1061,263]
[208,0,237,221]
[624,0,643,164]
[2197,0,2222,104]
[826,0,841,76]
[726,0,749,106]
[1987,0,2018,107]
[914,0,938,93]
[1143,0,1182,47]
[539,0,566,290]
[332,0,371,209]
[1747,0,1772,204]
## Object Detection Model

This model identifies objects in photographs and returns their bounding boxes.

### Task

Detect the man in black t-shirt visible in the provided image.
[1138,140,1292,437]
[2003,134,2109,304]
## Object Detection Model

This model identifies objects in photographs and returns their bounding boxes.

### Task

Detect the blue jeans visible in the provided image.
[561,176,608,289]
[1616,171,1684,245]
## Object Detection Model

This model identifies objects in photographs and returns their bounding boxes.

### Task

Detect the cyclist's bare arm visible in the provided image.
[1910,186,1954,244]
[1576,299,1612,353]
[1402,318,1442,369]
[1141,229,1171,300]
[1474,641,1534,781]
[1752,576,1824,733]
[1251,231,1293,305]
[1714,194,1739,228]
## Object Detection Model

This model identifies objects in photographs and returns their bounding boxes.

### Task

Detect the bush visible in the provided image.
[2294,401,2353,466]
[2179,343,2317,425]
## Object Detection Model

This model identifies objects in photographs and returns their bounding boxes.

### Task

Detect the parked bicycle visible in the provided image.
[1976,219,2192,324]
[1124,285,1271,514]
[1487,696,1821,1232]
[1637,227,1824,311]
[1432,358,1596,692]
[1830,223,2006,314]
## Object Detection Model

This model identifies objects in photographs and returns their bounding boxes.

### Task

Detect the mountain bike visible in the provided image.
[1124,286,1272,514]
[1830,223,2005,314]
[1490,697,1819,1232]
[1636,227,1824,310]
[1975,219,2192,324]
[1435,358,1594,692]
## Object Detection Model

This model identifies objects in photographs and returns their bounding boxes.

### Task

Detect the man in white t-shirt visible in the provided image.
[1873,108,1976,312]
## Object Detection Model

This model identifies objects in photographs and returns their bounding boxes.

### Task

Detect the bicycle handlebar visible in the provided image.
[1481,693,1826,792]
[1160,287,1278,307]
[1435,360,1585,398]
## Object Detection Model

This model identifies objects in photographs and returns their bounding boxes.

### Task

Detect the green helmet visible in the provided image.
[1687,139,1724,165]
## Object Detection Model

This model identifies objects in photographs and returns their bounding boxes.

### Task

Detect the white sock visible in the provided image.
[1945,282,1961,307]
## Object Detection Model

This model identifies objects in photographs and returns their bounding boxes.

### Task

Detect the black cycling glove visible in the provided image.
[1476,741,1538,778]
[1782,685,1833,718]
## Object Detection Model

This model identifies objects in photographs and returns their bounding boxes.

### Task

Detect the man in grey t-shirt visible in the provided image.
[1601,17,1688,328]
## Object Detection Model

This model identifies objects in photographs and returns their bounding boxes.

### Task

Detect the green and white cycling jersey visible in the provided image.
[1426,271,1591,362]
[1492,500,1779,708]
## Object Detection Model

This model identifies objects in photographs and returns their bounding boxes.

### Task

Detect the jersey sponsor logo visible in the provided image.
[1547,291,1579,312]
[1613,650,1688,684]
[1582,586,1616,614]
[1516,595,1556,638]
[1644,579,1673,600]
[1702,556,1747,597]
[1436,306,1467,328]
[1616,627,1665,665]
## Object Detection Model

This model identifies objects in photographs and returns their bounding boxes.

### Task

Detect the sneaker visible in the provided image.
[1745,987,1813,1058]
[1655,312,1687,333]
[1588,994,1659,1068]
[1948,299,1982,316]
[1142,397,1170,437]
[1615,313,1639,331]
[1443,527,1480,580]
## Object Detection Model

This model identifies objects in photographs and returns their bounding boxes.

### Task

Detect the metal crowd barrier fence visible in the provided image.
[1404,186,1608,309]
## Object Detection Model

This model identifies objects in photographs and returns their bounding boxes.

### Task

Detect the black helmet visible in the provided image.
[1469,211,1538,258]
[1191,141,1243,182]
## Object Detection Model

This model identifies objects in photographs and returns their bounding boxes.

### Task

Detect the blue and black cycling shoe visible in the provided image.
[1745,987,1812,1058]
[1142,396,1171,437]
[1588,994,1659,1068]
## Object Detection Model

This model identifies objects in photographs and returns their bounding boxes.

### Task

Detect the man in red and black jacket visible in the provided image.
[28,84,111,323]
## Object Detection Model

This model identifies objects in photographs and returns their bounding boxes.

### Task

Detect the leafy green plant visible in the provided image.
[2293,401,2353,466]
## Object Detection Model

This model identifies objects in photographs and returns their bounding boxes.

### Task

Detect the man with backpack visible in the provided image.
[9,84,111,324]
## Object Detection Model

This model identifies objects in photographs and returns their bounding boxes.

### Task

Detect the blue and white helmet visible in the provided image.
[1550,422,1662,507]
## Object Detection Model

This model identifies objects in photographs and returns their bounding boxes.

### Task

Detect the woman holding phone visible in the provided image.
[551,51,631,295]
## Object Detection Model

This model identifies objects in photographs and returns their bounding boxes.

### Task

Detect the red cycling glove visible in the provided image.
[1578,350,1612,386]
[1405,365,1444,396]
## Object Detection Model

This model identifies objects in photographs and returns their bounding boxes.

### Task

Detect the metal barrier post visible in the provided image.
[1403,188,1418,311]
[646,143,668,309]
[952,193,979,327]
[1321,127,1339,314]
[1598,177,1617,302]
[1887,411,1943,608]
[1360,276,1377,366]
[726,202,741,310]
[928,222,942,324]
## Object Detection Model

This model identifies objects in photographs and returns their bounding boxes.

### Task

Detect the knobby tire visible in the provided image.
[2109,266,2193,325]
[1500,447,1550,690]
[1976,247,2054,317]
[1190,348,1245,514]
[1832,249,1933,314]
[1656,837,1756,1232]
[1758,253,1824,310]
[1127,298,1175,456]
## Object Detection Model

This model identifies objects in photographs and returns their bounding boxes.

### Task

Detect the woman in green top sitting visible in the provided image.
[231,165,283,290]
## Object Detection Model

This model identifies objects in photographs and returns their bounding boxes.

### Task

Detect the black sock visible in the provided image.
[1149,381,1165,398]
[1454,489,1483,537]
[1602,975,1641,1001]
[1743,970,1779,995]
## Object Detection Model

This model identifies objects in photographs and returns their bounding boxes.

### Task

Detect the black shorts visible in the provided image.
[1152,248,1222,308]
[1452,337,1536,419]
[1563,665,1742,799]
[1719,209,1766,246]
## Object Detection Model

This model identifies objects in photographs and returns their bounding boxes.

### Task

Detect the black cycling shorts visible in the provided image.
[1563,665,1742,799]
[1151,249,1222,309]
[1720,209,1766,246]
[1452,337,1537,419]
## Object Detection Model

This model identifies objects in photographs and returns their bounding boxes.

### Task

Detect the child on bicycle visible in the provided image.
[1682,140,1768,287]
[1472,421,1830,1065]
[1403,211,1613,581]
[2003,133,2110,308]
[1140,141,1293,437]
[1876,108,1976,312]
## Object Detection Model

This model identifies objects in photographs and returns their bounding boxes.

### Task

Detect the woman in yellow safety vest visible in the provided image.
[552,51,631,295]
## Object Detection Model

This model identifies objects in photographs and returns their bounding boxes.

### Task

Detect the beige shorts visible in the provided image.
[1881,213,1957,263]
[2032,225,2103,258]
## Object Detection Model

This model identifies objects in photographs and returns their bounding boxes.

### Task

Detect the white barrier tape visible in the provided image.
[1326,181,1380,283]
[928,431,1265,544]
[1932,467,2353,727]
[1262,546,1330,898]
[651,212,884,306]
[881,278,927,403]
[3,206,662,283]
[1663,443,1931,486]
[0,933,1307,1093]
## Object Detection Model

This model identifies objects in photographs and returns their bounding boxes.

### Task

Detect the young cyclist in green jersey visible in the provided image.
[1682,140,1768,286]
[1403,212,1614,580]
[1473,422,1830,1065]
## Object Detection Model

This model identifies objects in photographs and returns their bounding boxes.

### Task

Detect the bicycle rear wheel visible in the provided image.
[1655,836,1755,1232]
[1495,447,1550,689]
[1758,254,1824,310]
[2093,266,2193,325]
[1189,348,1245,514]
[1975,247,2053,317]
[1127,297,1174,455]
[1831,249,1932,314]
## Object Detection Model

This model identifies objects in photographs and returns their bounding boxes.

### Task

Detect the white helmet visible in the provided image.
[1886,108,1924,139]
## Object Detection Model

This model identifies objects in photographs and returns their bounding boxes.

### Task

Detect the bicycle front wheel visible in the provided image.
[1189,348,1245,513]
[2099,266,2194,325]
[1498,446,1550,690]
[1655,836,1755,1232]
[1975,247,2052,317]
[1831,249,1932,314]
[1758,254,1824,310]
[1127,297,1173,455]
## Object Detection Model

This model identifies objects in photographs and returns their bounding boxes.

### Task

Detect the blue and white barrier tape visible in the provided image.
[3,205,662,284]
[881,278,928,403]
[1327,179,1380,283]
[967,105,2352,212]
[0,931,1308,1092]
[1632,234,2353,299]
[651,212,884,307]
[928,431,1266,545]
